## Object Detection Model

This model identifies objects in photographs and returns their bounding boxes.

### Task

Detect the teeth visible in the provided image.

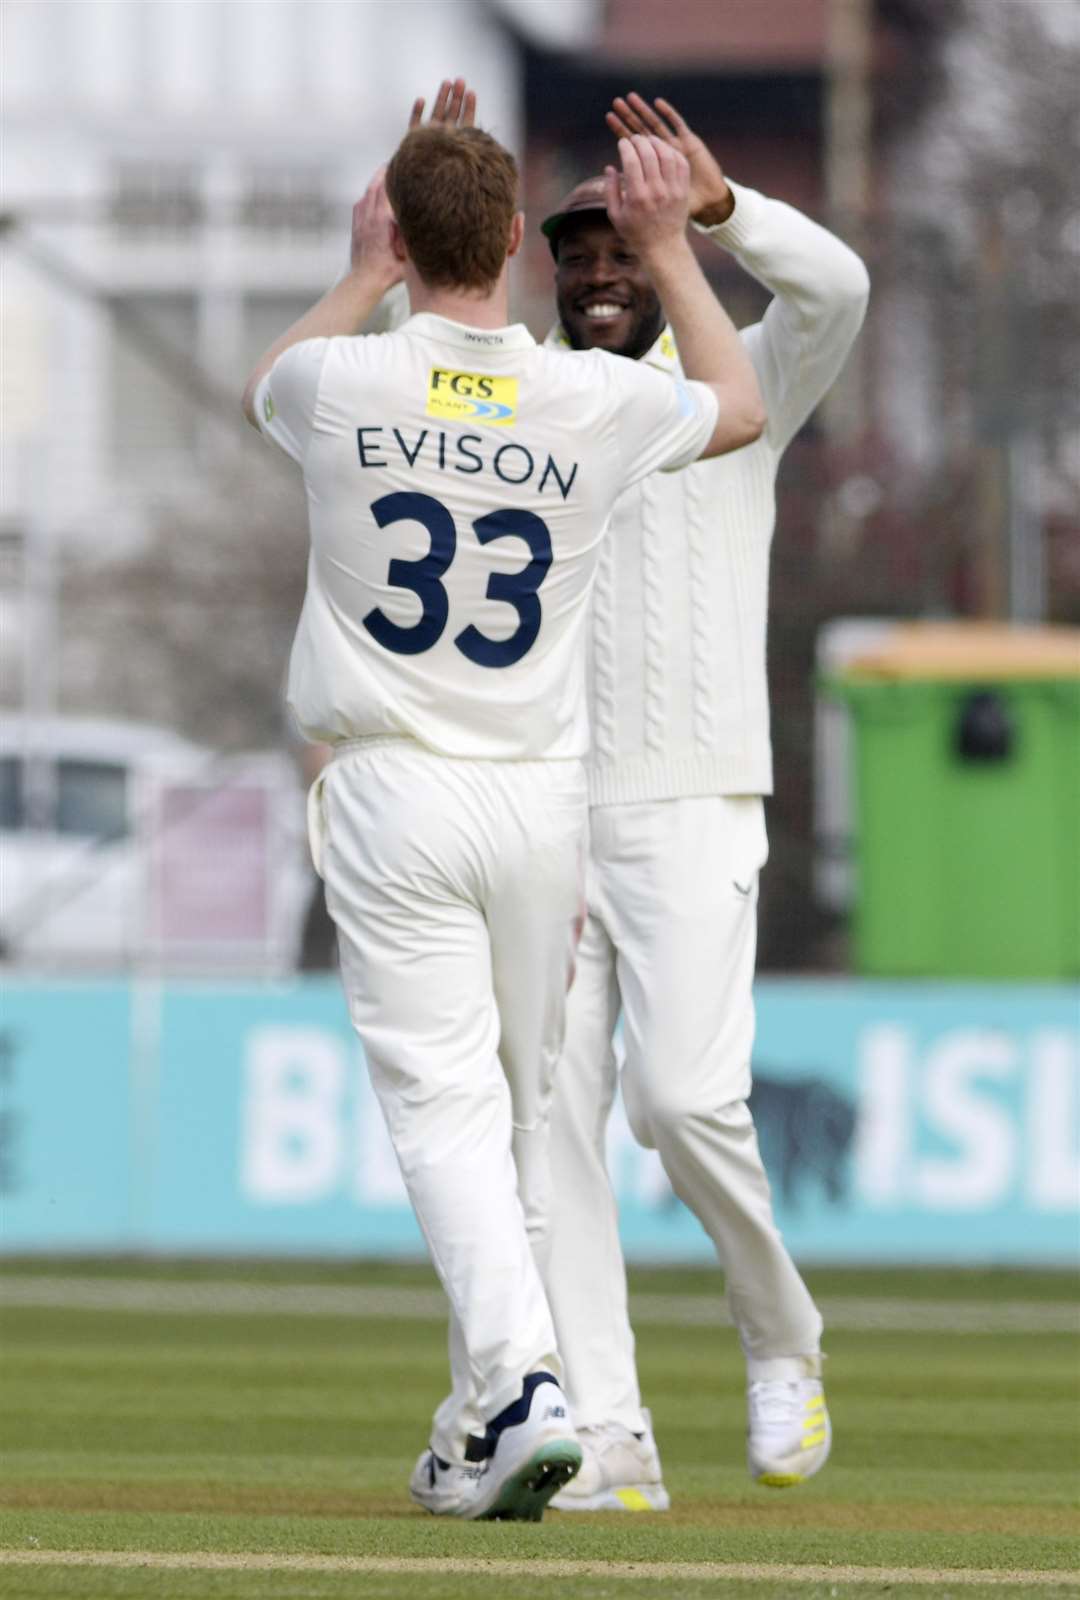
[583,304,625,319]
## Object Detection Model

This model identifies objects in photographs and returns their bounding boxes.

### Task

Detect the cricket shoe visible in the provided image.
[408,1449,486,1516]
[549,1407,670,1512]
[410,1373,582,1521]
[747,1355,831,1487]
[470,1371,582,1521]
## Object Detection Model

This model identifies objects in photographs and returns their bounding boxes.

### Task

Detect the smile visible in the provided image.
[582,303,628,321]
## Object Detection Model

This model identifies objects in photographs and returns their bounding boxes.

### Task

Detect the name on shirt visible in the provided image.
[356,426,579,501]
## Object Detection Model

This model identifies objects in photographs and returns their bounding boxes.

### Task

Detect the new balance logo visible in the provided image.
[544,1405,567,1420]
[430,1455,484,1486]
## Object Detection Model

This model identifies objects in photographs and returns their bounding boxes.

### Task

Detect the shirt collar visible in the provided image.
[402,312,536,354]
[544,320,683,375]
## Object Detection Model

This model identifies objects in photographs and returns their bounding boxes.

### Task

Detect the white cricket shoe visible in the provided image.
[411,1373,582,1522]
[471,1371,582,1521]
[549,1407,670,1512]
[747,1355,831,1487]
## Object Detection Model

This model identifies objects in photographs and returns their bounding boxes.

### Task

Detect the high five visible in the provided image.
[243,79,763,1521]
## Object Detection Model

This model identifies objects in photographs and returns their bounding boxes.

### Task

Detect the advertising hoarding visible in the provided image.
[2,978,1076,1263]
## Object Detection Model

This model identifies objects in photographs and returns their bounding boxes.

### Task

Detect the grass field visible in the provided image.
[1,1258,1078,1599]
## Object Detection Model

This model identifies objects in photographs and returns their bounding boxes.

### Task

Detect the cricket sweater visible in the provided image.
[546,179,870,806]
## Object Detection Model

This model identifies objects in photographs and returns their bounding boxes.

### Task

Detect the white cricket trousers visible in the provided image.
[546,795,823,1433]
[313,739,587,1454]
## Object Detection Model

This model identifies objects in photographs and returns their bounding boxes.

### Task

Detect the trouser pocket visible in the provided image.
[306,770,328,879]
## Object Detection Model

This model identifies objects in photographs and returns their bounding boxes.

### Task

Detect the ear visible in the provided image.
[507,210,525,259]
[389,218,408,264]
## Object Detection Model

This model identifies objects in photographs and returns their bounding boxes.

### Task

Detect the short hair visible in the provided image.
[386,125,518,293]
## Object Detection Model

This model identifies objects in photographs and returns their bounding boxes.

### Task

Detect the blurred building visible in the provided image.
[1,0,596,542]
[3,0,1074,973]
[0,0,598,967]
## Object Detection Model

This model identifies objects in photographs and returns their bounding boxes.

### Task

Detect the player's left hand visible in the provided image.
[350,167,402,287]
[607,93,734,225]
[408,77,477,131]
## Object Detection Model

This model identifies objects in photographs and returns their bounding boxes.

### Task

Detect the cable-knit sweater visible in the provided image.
[545,180,870,805]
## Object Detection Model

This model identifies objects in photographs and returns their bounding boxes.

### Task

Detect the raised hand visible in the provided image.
[349,167,402,288]
[408,77,477,132]
[607,93,733,224]
[603,134,691,260]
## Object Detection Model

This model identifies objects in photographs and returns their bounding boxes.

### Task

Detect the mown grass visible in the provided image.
[1,1259,1077,1599]
[6,1571,1080,1600]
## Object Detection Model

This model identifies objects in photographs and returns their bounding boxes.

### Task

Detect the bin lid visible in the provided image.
[838,622,1080,681]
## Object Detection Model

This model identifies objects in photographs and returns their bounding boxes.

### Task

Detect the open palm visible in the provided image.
[408,77,477,132]
[606,93,732,222]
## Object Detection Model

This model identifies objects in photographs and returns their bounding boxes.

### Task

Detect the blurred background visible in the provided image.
[1,0,1077,1266]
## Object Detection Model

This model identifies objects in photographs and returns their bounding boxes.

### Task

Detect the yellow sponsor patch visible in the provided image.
[426,367,518,427]
[659,331,677,361]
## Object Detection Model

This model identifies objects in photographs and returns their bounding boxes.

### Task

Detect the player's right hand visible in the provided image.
[408,77,477,131]
[350,168,402,288]
[604,134,691,259]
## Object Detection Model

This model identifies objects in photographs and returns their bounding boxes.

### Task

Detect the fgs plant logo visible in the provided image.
[426,368,518,426]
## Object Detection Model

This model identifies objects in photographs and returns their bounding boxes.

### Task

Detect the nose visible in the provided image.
[584,256,618,287]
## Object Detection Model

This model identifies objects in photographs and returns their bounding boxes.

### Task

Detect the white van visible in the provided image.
[0,715,308,972]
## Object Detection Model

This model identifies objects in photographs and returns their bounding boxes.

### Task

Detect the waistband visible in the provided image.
[331,735,586,773]
[332,734,416,760]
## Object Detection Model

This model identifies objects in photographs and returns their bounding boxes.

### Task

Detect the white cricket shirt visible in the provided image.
[544,180,870,802]
[255,312,718,760]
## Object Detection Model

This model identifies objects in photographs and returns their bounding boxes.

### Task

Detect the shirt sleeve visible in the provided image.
[601,353,719,487]
[253,339,330,464]
[693,180,869,454]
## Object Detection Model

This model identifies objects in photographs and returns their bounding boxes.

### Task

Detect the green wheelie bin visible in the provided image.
[827,622,1080,979]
